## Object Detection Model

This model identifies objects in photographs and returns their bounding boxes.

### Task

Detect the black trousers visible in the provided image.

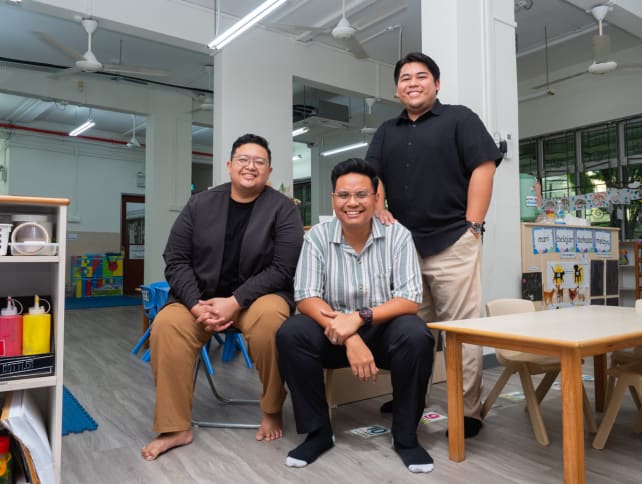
[277,313,434,448]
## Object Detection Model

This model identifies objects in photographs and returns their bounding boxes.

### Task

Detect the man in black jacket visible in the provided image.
[142,133,304,460]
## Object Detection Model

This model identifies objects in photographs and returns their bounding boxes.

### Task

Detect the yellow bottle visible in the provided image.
[22,295,51,355]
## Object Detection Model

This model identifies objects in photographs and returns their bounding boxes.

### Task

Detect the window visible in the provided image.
[293,178,312,227]
[542,133,575,200]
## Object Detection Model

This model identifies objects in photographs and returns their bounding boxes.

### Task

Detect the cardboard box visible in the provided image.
[325,368,392,407]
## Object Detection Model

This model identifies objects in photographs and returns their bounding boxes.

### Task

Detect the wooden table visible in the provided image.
[429,305,642,484]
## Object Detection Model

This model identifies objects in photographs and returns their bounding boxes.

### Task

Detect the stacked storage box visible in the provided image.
[71,253,124,297]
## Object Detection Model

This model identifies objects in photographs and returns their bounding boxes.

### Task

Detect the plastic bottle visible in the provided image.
[22,295,51,355]
[0,435,12,484]
[0,297,23,357]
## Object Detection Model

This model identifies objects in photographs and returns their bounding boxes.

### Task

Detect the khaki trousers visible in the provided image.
[417,230,484,420]
[150,294,290,433]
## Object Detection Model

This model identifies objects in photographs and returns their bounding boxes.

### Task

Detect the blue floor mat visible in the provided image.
[65,295,141,310]
[62,386,98,435]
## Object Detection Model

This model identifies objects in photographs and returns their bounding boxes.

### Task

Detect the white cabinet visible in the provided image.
[0,195,68,484]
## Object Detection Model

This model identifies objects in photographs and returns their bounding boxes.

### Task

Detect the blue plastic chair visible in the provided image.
[131,281,252,370]
[130,281,170,361]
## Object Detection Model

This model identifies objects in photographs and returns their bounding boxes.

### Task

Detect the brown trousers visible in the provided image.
[149,294,290,433]
[418,230,484,420]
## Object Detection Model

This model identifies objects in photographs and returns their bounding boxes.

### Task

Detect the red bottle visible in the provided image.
[0,296,23,357]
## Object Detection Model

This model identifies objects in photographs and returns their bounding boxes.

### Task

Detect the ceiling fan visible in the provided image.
[192,65,214,113]
[37,17,169,78]
[126,114,141,149]
[268,0,368,59]
[360,97,379,135]
[532,4,642,89]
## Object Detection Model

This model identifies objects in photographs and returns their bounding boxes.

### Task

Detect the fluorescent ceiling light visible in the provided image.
[69,120,95,137]
[320,141,368,157]
[208,0,287,51]
[518,89,555,103]
[292,126,309,137]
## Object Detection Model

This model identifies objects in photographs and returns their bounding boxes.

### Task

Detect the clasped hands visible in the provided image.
[321,308,378,383]
[192,296,240,333]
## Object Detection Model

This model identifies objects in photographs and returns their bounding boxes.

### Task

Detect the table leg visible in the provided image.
[445,333,465,461]
[560,348,585,484]
[593,354,607,412]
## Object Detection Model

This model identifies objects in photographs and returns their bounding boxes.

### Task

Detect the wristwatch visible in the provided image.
[467,221,484,236]
[358,307,374,327]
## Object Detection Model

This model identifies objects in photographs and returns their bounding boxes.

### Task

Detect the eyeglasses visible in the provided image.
[332,191,374,201]
[232,155,268,168]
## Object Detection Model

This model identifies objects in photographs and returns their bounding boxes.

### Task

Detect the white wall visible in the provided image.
[519,46,642,138]
[8,131,144,232]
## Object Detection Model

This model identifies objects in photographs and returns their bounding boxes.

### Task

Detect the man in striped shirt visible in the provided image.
[277,158,435,473]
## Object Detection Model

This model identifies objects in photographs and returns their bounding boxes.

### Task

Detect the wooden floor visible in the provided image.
[61,306,642,483]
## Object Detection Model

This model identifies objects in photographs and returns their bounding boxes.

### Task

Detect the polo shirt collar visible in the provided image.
[397,98,443,124]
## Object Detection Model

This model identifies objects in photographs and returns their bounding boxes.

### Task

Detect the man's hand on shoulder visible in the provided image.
[374,208,396,225]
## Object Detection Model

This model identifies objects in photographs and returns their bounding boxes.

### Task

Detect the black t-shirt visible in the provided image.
[366,99,503,257]
[215,198,255,297]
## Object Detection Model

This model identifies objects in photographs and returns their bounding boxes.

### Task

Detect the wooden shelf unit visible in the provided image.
[0,195,69,484]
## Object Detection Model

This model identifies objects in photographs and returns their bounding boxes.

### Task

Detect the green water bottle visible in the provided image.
[0,435,12,484]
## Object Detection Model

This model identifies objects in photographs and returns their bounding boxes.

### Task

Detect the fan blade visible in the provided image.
[36,31,85,61]
[619,63,642,70]
[102,64,169,77]
[49,66,83,79]
[341,36,368,59]
[264,22,328,35]
[531,70,587,89]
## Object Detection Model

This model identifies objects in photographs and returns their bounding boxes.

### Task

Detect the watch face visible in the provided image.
[359,307,373,324]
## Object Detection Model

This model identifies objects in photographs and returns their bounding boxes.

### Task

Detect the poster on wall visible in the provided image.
[544,261,590,307]
[532,227,554,254]
[575,229,594,253]
[593,230,612,255]
[554,227,575,254]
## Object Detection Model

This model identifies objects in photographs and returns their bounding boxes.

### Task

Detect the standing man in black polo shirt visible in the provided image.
[366,52,503,438]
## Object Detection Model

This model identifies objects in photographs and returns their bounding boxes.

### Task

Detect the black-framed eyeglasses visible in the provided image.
[332,191,374,201]
[232,155,268,168]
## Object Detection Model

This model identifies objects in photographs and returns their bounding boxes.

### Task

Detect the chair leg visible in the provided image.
[534,370,559,404]
[604,373,616,408]
[131,325,152,356]
[592,374,631,449]
[518,366,550,446]
[629,385,641,410]
[582,385,598,433]
[192,343,260,429]
[481,366,514,419]
[425,329,440,404]
[235,334,253,369]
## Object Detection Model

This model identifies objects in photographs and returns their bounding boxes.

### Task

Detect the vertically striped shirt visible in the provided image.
[294,217,422,312]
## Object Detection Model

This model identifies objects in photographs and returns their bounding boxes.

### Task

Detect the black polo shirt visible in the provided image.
[366,99,503,257]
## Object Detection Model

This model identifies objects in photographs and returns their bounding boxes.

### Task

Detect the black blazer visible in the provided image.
[163,183,304,311]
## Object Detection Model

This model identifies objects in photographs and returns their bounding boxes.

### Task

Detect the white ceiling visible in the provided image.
[1,0,641,152]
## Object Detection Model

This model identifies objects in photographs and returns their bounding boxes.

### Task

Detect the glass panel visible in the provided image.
[294,179,312,227]
[542,133,575,199]
[519,140,537,176]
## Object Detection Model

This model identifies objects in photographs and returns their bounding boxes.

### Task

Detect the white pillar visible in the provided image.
[144,90,193,283]
[422,0,521,304]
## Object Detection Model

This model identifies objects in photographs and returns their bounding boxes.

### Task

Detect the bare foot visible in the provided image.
[141,430,193,461]
[255,411,283,441]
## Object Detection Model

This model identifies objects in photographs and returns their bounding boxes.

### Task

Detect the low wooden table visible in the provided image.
[429,305,642,484]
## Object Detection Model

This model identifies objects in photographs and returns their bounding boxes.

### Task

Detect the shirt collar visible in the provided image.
[396,98,443,124]
[329,216,386,245]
